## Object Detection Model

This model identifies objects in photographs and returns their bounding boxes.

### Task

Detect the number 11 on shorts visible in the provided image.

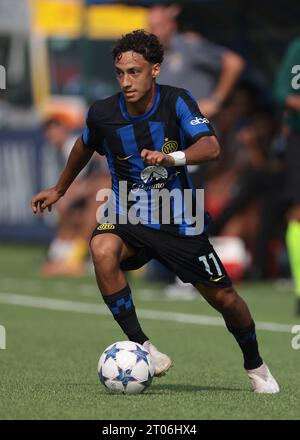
[198,253,223,278]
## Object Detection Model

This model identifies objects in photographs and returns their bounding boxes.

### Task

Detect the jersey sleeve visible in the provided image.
[175,90,215,144]
[81,105,105,155]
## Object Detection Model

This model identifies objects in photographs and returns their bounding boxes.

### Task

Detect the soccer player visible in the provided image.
[274,37,300,315]
[31,30,279,393]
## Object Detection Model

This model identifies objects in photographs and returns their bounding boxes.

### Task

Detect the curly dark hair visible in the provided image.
[112,29,164,64]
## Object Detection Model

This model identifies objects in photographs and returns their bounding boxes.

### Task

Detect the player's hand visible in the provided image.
[141,149,175,167]
[31,187,62,214]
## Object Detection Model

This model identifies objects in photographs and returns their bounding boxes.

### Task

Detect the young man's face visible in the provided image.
[115,51,160,103]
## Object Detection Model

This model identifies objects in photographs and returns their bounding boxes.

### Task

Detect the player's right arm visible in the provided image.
[31,136,94,214]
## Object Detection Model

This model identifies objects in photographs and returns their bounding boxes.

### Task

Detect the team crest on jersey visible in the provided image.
[162,139,178,154]
[97,223,116,230]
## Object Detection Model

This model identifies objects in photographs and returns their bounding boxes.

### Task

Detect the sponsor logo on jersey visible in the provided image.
[97,223,116,230]
[131,165,179,192]
[162,140,178,154]
[190,117,210,125]
[140,165,168,184]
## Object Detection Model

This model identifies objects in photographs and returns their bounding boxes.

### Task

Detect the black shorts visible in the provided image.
[91,223,232,288]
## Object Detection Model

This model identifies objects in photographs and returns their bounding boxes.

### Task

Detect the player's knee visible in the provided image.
[90,239,119,270]
[215,287,239,312]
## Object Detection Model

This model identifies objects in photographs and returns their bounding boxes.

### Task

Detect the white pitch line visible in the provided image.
[0,292,294,333]
[0,278,197,301]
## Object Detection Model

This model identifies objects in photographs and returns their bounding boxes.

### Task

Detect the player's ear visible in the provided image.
[152,63,160,79]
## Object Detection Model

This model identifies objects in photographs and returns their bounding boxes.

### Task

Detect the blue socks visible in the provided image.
[227,320,263,369]
[103,284,148,345]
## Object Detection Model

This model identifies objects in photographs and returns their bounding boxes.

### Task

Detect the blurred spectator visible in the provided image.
[148,4,245,118]
[147,3,245,297]
[274,37,300,314]
[209,82,260,176]
[40,117,110,276]
[208,106,287,280]
[0,96,38,129]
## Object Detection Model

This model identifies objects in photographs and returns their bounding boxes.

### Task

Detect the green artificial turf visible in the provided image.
[0,245,299,420]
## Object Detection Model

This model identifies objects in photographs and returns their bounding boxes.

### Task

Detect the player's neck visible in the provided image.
[125,83,156,117]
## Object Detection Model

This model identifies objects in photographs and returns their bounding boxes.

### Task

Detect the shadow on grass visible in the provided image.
[149,384,245,393]
[32,382,246,396]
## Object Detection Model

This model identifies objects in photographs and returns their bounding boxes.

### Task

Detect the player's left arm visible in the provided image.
[141,135,220,166]
[142,90,220,166]
[182,134,220,164]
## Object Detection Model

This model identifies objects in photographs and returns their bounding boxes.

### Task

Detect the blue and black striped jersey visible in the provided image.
[82,84,215,236]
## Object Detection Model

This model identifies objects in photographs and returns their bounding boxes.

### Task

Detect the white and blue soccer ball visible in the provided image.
[97,340,155,394]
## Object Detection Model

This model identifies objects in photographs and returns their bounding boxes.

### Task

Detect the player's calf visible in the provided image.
[197,283,280,391]
[197,285,252,329]
[90,235,149,345]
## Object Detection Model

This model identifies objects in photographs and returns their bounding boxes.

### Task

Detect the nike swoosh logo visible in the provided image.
[116,154,134,161]
[210,275,225,282]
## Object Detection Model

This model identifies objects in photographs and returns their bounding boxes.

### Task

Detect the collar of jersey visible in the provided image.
[119,84,160,122]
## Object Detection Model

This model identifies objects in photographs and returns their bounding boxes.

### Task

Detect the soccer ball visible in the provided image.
[97,340,155,394]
